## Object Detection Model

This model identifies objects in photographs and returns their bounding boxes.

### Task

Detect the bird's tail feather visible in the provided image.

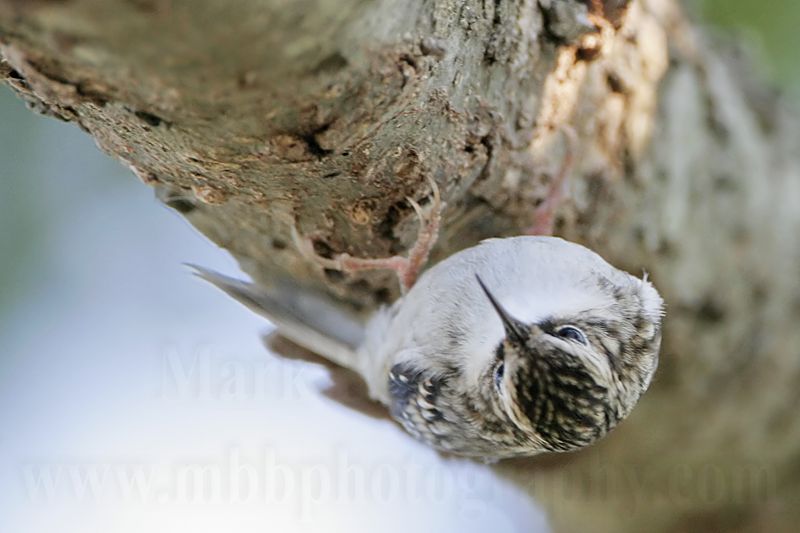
[188,265,365,372]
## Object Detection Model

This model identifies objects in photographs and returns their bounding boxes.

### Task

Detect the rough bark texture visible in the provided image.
[2,0,798,531]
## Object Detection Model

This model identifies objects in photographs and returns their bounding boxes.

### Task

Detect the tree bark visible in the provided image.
[2,0,798,530]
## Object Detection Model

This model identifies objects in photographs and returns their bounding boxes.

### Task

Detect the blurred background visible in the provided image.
[692,0,800,96]
[0,2,797,532]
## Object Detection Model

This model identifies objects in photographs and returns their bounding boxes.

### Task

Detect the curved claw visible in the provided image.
[528,125,577,236]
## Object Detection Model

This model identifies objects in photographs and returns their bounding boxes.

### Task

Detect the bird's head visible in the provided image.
[475,273,663,452]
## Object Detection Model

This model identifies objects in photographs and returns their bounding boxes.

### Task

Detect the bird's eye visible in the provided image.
[494,362,505,389]
[556,325,588,345]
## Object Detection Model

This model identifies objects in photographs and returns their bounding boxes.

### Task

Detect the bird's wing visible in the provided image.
[188,265,366,372]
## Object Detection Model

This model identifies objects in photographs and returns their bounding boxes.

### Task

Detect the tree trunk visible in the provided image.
[2,0,798,530]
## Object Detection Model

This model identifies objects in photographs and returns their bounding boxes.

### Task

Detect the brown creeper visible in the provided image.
[191,234,663,460]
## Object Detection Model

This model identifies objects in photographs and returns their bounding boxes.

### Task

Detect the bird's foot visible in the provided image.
[527,125,577,236]
[293,178,442,293]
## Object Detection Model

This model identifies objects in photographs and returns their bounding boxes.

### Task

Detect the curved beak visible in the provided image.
[475,275,528,343]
